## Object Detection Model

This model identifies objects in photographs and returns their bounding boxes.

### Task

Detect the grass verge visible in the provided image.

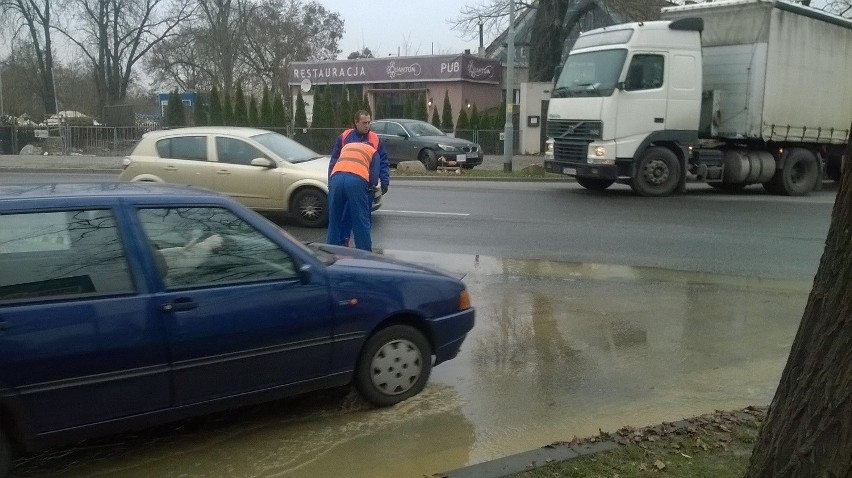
[512,406,766,478]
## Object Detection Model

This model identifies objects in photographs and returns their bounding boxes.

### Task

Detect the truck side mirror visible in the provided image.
[616,81,626,91]
[552,64,562,86]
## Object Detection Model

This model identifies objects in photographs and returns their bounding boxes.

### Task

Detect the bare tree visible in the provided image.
[148,0,342,96]
[146,0,253,98]
[746,125,852,476]
[0,0,59,115]
[57,0,192,114]
[0,41,44,117]
[450,0,533,40]
[825,0,852,17]
[242,0,342,93]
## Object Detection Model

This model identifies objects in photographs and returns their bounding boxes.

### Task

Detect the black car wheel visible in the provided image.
[355,325,432,407]
[291,188,328,228]
[419,149,438,170]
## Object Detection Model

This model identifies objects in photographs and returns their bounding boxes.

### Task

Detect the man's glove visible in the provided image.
[381,184,388,195]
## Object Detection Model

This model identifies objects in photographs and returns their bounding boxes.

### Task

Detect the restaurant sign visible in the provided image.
[290,54,501,85]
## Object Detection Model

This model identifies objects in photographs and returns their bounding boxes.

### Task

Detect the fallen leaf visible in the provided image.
[638,463,648,471]
[655,459,666,470]
[680,452,692,459]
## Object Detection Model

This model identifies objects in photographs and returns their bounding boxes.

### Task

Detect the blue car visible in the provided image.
[0,183,474,477]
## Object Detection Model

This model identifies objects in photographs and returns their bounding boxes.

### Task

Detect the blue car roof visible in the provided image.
[0,182,223,202]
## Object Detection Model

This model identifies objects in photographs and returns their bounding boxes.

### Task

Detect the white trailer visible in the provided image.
[544,0,851,196]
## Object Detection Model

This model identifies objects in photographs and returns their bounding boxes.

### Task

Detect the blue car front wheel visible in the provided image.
[355,325,433,407]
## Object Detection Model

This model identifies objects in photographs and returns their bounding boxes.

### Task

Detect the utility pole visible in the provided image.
[503,0,515,172]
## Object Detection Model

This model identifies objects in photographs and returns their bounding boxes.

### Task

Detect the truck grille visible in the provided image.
[547,120,603,163]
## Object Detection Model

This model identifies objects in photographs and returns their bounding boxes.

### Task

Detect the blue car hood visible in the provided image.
[318,244,460,279]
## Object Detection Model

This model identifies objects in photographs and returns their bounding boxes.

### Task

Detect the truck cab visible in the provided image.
[544,19,704,196]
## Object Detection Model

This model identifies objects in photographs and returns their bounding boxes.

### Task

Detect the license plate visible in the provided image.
[563,167,576,175]
[456,154,466,162]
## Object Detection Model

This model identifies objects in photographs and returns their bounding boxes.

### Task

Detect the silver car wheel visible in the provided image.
[369,338,423,395]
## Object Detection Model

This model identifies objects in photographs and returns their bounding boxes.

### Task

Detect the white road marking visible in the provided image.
[376,209,470,217]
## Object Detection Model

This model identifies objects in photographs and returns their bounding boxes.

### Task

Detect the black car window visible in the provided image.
[370,121,387,134]
[386,122,406,137]
[405,121,445,137]
[215,137,266,165]
[156,136,207,161]
[0,209,135,303]
[137,207,298,289]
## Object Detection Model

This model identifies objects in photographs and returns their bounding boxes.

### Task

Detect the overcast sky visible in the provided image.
[319,0,837,60]
[320,0,487,59]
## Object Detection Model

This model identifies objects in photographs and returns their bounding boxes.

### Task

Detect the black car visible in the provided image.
[371,119,483,170]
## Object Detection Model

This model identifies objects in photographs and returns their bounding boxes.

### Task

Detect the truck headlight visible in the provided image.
[586,143,614,165]
[545,139,554,159]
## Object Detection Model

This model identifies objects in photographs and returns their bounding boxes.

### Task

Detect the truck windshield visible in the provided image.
[552,49,627,98]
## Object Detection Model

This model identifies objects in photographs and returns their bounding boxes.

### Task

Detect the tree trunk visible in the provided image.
[528,0,570,82]
[746,125,852,477]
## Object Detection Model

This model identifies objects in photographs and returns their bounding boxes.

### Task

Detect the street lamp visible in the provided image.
[0,61,5,119]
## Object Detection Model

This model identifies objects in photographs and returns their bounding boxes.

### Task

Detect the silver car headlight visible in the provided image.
[438,143,459,152]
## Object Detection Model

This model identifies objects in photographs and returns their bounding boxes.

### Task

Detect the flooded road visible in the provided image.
[12,251,809,477]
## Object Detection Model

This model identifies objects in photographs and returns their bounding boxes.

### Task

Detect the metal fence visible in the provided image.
[0,124,518,156]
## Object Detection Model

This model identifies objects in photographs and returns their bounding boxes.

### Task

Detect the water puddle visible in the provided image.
[13,252,809,477]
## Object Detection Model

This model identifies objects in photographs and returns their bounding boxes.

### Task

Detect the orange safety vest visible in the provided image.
[331,129,379,181]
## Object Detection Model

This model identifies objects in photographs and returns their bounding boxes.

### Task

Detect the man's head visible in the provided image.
[354,110,371,134]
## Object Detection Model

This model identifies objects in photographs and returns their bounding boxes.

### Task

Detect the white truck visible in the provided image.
[543,0,851,196]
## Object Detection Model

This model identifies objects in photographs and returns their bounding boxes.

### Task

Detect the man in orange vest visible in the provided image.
[326,110,389,251]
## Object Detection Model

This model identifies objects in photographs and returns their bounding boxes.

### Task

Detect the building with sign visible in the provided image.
[289,53,502,125]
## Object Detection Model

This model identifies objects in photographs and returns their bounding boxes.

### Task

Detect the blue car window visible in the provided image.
[136,207,299,289]
[0,209,135,303]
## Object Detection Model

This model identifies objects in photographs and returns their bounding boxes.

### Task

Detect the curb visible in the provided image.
[435,440,620,477]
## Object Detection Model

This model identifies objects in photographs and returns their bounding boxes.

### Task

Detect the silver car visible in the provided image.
[119,127,381,227]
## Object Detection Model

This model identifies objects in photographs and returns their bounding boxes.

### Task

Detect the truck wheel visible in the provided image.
[0,428,10,478]
[765,149,819,196]
[291,188,328,228]
[354,325,432,407]
[576,177,615,191]
[419,149,438,170]
[631,147,680,197]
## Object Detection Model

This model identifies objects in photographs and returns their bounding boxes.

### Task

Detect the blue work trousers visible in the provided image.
[327,172,373,251]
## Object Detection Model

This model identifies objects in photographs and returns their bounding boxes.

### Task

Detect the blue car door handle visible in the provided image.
[161,298,198,312]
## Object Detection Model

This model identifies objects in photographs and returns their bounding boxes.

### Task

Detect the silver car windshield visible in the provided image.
[405,122,445,137]
[252,132,323,163]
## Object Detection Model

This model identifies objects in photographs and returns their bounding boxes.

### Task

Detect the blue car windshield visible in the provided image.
[251,132,324,163]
